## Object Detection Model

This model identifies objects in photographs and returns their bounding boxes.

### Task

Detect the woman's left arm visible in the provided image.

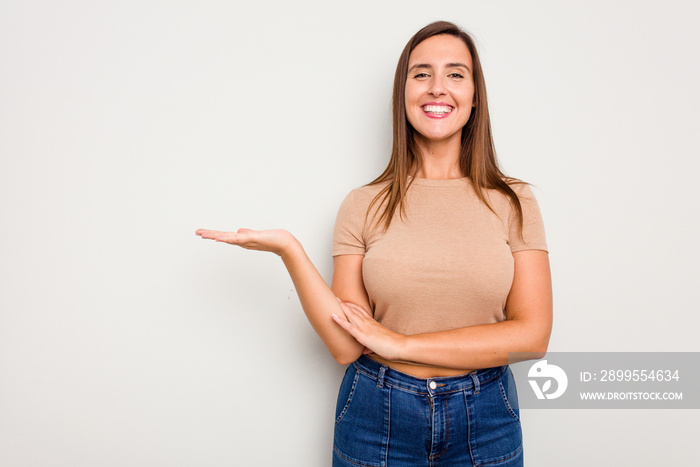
[332,249,552,370]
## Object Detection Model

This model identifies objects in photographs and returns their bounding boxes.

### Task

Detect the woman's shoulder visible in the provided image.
[341,181,390,206]
[475,178,543,225]
[504,178,536,197]
[333,181,390,252]
[481,178,537,203]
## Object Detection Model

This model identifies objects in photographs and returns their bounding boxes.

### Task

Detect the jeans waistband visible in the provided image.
[353,355,507,396]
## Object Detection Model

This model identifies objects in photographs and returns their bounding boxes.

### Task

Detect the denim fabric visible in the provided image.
[333,356,523,467]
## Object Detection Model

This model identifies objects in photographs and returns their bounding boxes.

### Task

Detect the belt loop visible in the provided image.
[377,365,387,388]
[470,372,480,394]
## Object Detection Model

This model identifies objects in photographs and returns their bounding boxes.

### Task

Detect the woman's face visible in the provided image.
[405,34,475,146]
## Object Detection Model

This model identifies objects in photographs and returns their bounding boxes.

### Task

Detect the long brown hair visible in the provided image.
[369,21,524,232]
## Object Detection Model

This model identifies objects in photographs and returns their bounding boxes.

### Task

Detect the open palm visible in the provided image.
[195,228,294,256]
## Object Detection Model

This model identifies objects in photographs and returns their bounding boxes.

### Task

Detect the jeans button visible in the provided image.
[429,381,437,390]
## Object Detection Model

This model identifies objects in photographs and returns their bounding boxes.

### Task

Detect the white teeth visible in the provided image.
[423,105,452,114]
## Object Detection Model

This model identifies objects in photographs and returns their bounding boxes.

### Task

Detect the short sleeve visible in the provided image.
[332,189,368,256]
[508,184,548,253]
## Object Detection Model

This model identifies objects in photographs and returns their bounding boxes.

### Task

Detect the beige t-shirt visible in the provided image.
[332,177,547,336]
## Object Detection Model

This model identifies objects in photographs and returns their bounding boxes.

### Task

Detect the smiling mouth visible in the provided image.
[422,104,453,115]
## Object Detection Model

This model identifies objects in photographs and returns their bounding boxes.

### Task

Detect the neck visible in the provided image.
[413,133,463,180]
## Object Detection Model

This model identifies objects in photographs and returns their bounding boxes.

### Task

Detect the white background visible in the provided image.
[1,1,698,465]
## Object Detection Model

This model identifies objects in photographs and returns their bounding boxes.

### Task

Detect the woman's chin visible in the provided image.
[414,130,462,146]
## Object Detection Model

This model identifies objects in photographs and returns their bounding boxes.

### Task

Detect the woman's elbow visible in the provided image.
[330,346,363,366]
[530,346,548,361]
[529,331,551,360]
[333,354,357,366]
[512,323,550,361]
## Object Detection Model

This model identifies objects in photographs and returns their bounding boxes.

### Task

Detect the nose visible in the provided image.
[429,76,446,97]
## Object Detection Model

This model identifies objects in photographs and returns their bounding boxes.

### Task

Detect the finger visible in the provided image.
[352,304,373,318]
[214,232,239,243]
[342,305,366,323]
[344,313,372,335]
[336,300,354,315]
[229,230,256,244]
[198,231,245,246]
[331,312,348,324]
[336,299,370,317]
[334,309,365,330]
[218,231,256,246]
[343,302,371,319]
[196,229,217,237]
[197,230,226,240]
[332,314,353,333]
[336,299,360,317]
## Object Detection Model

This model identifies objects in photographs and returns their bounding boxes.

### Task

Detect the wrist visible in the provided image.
[278,233,302,261]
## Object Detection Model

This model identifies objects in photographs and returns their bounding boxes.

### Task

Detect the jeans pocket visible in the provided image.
[467,367,523,465]
[335,366,360,425]
[333,369,389,467]
[498,366,520,423]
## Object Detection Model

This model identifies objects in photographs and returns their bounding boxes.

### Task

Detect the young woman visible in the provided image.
[197,21,551,467]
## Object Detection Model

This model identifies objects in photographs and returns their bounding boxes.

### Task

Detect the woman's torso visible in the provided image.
[332,177,547,378]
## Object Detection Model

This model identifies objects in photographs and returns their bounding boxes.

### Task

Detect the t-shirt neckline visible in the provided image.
[408,176,470,187]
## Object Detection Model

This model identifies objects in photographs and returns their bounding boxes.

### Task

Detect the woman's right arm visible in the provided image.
[196,228,365,365]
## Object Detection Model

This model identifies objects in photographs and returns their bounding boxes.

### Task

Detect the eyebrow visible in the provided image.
[408,62,472,73]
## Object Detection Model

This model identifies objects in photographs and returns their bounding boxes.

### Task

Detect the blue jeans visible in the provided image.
[333,356,523,467]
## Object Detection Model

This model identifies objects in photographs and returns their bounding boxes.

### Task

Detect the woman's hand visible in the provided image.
[195,228,295,257]
[196,228,366,364]
[332,300,405,361]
